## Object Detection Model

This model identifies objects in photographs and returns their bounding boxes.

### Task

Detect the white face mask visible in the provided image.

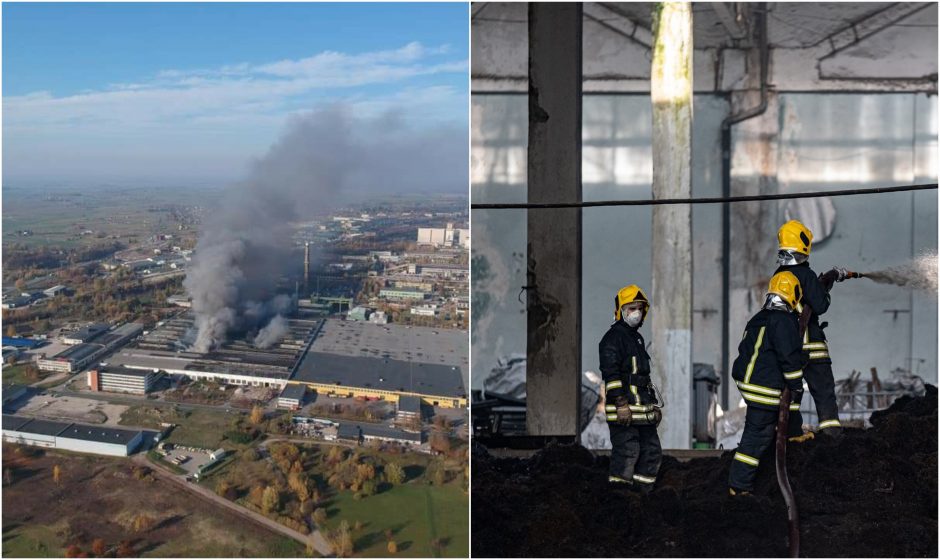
[624,309,643,328]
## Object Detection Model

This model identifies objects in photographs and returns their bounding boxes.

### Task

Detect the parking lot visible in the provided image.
[156,444,214,476]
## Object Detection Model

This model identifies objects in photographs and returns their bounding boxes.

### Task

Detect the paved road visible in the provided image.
[135,454,334,556]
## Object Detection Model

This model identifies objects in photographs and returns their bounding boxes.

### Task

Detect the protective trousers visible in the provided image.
[804,361,841,430]
[728,406,803,491]
[609,423,662,487]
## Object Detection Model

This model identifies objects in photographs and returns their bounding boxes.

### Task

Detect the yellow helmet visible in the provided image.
[614,285,649,321]
[777,220,813,256]
[767,271,803,310]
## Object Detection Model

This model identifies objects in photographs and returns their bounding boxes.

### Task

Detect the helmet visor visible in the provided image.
[777,250,807,267]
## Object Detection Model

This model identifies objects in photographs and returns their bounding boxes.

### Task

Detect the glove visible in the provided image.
[791,388,804,406]
[819,267,848,291]
[613,396,632,426]
[650,407,662,428]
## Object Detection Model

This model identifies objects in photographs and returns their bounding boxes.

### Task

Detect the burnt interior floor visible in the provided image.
[472,386,938,558]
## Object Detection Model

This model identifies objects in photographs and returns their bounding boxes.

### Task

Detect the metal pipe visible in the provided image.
[720,3,769,410]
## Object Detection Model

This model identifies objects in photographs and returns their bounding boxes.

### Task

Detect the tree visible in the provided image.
[250,405,265,425]
[249,485,266,508]
[387,541,398,555]
[312,508,328,525]
[65,544,83,558]
[385,462,405,485]
[5,325,16,337]
[262,486,280,514]
[133,514,153,532]
[53,464,62,485]
[331,520,354,558]
[91,539,107,557]
[429,432,451,454]
[4,468,13,486]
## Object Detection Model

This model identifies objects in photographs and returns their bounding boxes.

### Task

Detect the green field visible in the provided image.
[323,483,468,558]
[120,405,241,450]
[2,364,37,386]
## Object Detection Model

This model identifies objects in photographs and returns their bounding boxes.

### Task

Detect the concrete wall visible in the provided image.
[54,435,138,457]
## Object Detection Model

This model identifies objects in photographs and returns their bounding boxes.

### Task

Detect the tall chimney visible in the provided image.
[304,242,311,296]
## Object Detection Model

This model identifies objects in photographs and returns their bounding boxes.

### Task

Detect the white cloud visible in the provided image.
[2,42,467,181]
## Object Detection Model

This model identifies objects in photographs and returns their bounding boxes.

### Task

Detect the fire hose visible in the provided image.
[776,269,863,557]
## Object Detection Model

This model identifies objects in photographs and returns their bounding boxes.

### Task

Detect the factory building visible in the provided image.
[336,422,423,446]
[277,384,307,410]
[38,343,106,374]
[379,288,427,301]
[417,224,470,248]
[87,366,157,395]
[62,323,110,345]
[293,352,466,408]
[38,323,143,374]
[2,415,144,456]
[396,395,426,423]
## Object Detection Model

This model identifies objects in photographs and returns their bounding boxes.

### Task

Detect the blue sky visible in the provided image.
[2,3,468,185]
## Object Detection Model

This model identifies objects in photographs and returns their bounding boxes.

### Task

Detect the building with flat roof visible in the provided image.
[396,395,426,423]
[38,343,106,374]
[88,366,157,395]
[379,288,427,301]
[278,384,307,410]
[293,352,466,408]
[62,323,110,345]
[336,422,422,446]
[2,414,143,456]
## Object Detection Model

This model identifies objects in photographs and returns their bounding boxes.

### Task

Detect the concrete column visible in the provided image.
[526,2,582,437]
[650,2,693,449]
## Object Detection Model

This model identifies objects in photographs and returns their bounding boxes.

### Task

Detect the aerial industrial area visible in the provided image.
[2,189,470,557]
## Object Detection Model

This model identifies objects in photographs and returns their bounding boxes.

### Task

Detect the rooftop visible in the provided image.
[66,323,110,342]
[2,414,143,445]
[96,365,156,378]
[293,351,466,399]
[55,343,104,363]
[279,383,307,400]
[398,395,422,413]
[309,319,467,370]
[336,422,422,443]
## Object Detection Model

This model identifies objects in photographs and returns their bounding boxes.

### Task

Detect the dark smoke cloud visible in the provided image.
[184,105,467,352]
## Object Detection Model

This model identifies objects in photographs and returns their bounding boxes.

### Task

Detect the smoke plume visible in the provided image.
[863,252,938,295]
[184,105,466,352]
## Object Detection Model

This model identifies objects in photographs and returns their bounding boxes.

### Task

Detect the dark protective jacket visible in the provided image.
[775,261,832,362]
[731,309,805,411]
[599,321,658,422]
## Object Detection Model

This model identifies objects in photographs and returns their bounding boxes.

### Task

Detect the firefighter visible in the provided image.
[728,271,809,496]
[600,285,662,492]
[775,220,845,434]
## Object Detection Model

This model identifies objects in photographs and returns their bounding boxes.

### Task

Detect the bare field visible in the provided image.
[14,394,129,426]
[1,445,304,558]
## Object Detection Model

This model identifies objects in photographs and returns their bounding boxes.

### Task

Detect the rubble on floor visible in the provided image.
[472,385,938,557]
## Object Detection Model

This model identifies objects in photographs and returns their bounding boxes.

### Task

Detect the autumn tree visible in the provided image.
[65,544,83,558]
[53,464,62,484]
[133,514,154,532]
[312,508,328,525]
[91,538,107,557]
[387,541,398,555]
[262,486,280,514]
[250,405,265,425]
[5,325,16,337]
[330,520,354,558]
[385,462,405,485]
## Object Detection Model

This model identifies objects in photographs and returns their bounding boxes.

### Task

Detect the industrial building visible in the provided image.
[294,352,466,408]
[62,323,110,345]
[335,422,423,446]
[2,414,144,456]
[396,395,426,423]
[38,323,143,374]
[278,384,307,410]
[379,288,428,301]
[109,313,323,388]
[87,365,157,394]
[471,2,938,449]
[416,223,470,248]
